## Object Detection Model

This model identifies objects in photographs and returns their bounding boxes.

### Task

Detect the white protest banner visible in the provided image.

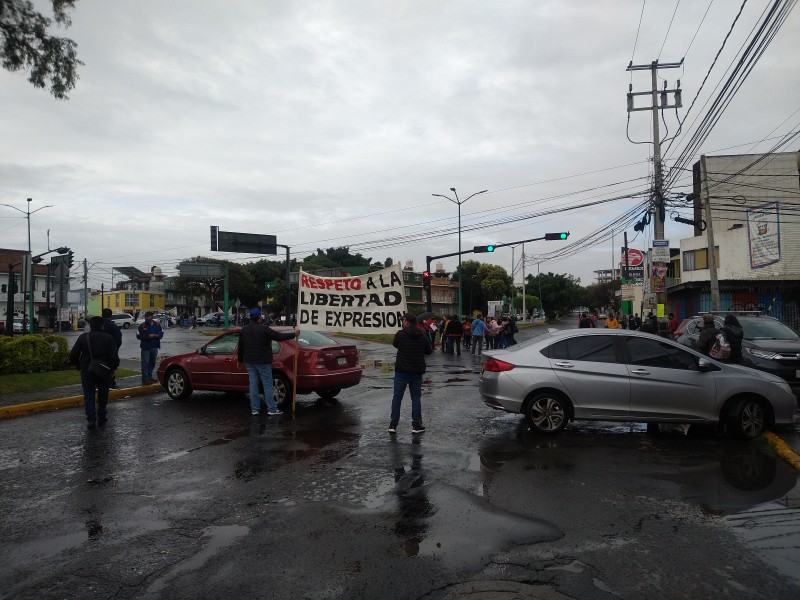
[297,264,408,334]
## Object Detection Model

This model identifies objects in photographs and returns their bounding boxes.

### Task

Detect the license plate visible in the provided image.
[337,357,348,366]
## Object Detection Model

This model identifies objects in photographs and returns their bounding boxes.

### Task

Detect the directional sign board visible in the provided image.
[177,262,223,277]
[211,226,277,254]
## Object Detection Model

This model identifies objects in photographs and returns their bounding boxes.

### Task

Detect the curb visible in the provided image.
[764,431,800,471]
[0,383,162,420]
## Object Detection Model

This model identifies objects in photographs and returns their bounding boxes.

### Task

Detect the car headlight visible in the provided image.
[771,380,793,395]
[745,347,780,360]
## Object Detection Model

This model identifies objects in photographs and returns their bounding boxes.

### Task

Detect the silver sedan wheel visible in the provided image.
[730,398,765,439]
[524,393,568,434]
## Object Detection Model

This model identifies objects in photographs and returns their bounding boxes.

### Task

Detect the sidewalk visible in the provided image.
[0,338,398,420]
[0,358,162,419]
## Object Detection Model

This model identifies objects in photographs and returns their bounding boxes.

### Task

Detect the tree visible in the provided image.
[455,260,486,317]
[477,264,512,310]
[1,0,82,99]
[172,257,257,306]
[584,280,621,313]
[526,271,585,318]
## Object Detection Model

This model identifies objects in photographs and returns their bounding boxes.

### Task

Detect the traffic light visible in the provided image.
[474,245,495,253]
[422,271,431,290]
[66,250,74,269]
[544,232,570,241]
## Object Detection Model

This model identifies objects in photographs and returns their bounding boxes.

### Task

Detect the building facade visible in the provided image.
[667,151,800,329]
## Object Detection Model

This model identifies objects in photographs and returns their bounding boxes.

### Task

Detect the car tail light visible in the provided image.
[310,352,326,369]
[482,358,515,372]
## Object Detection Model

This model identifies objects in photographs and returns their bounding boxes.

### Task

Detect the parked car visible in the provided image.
[479,328,796,439]
[13,318,24,333]
[135,311,175,327]
[156,327,364,408]
[108,313,135,329]
[677,314,800,396]
[195,312,223,326]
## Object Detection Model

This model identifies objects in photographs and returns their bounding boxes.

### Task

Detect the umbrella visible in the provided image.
[415,312,434,321]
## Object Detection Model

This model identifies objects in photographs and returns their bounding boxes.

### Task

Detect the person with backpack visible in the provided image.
[720,314,744,364]
[696,314,719,356]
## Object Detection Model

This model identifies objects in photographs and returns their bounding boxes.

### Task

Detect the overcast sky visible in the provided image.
[1,0,798,289]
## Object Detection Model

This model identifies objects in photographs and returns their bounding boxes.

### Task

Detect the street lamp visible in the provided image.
[431,187,487,317]
[1,198,53,333]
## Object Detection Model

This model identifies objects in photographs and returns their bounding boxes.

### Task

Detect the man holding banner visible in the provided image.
[237,308,298,416]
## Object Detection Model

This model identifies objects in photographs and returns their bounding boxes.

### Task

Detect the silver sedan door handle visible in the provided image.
[630,369,651,376]
[553,361,574,368]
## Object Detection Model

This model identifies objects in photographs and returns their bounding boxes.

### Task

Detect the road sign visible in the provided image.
[178,262,223,277]
[211,226,277,254]
[651,240,671,264]
[265,281,275,291]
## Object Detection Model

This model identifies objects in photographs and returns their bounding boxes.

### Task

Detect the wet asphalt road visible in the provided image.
[1,325,799,599]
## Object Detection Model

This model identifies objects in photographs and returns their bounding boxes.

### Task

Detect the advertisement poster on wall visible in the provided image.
[747,201,780,268]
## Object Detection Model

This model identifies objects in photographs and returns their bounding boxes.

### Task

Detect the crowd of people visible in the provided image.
[412,314,519,357]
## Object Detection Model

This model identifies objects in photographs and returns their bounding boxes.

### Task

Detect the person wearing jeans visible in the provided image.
[389,313,433,434]
[70,316,120,429]
[137,311,163,384]
[237,308,298,416]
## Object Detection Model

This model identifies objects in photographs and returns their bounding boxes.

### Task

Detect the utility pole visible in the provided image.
[627,60,682,321]
[700,155,720,310]
[83,258,88,318]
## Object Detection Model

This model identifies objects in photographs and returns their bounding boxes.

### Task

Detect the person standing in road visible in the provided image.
[470,315,489,356]
[101,308,122,388]
[388,313,433,434]
[578,312,592,328]
[605,312,620,329]
[696,314,719,356]
[462,317,472,351]
[444,314,462,355]
[136,311,163,385]
[70,316,120,429]
[237,308,298,416]
[630,312,642,330]
[720,314,744,364]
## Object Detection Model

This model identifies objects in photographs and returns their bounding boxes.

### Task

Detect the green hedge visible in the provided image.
[0,334,72,375]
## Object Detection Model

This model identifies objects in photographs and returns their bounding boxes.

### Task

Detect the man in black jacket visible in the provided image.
[70,316,120,429]
[389,313,433,434]
[101,308,122,388]
[237,308,298,416]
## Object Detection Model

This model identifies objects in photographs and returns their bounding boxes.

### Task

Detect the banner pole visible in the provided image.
[292,330,299,416]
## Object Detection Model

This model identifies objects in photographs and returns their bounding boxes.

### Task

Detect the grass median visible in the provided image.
[0,369,139,395]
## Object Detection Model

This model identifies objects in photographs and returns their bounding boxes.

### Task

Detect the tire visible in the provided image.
[122,323,131,329]
[316,387,341,400]
[165,368,193,400]
[524,392,569,434]
[273,372,293,409]
[727,397,766,440]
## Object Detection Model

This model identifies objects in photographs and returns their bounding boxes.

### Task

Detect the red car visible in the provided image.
[156,327,363,407]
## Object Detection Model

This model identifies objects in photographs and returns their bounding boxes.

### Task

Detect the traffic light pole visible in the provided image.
[425,233,569,313]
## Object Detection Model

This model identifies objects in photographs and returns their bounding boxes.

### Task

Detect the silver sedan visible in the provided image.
[479,329,796,439]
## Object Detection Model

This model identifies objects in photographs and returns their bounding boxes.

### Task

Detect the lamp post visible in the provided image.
[431,188,487,317]
[1,198,53,333]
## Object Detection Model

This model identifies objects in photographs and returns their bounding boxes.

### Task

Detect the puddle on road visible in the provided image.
[359,482,561,570]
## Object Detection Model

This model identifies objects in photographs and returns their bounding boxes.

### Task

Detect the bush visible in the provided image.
[0,334,64,374]
[44,335,71,370]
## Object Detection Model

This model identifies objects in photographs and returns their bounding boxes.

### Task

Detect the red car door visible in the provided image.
[189,332,241,389]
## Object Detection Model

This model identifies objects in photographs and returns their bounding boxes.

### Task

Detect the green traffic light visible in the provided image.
[486,245,495,252]
[559,233,567,239]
